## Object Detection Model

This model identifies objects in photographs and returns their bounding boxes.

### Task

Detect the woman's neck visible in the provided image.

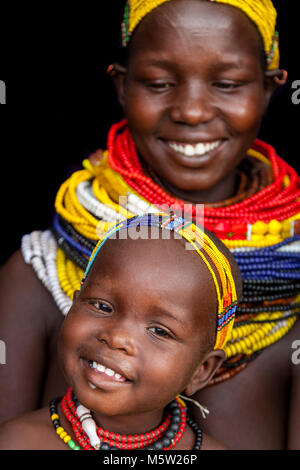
[142,161,239,204]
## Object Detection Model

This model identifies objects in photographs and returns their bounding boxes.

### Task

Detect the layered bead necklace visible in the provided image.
[21,120,300,386]
[49,388,202,450]
[107,120,300,230]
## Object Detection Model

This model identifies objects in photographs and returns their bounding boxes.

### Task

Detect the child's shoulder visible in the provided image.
[201,432,228,450]
[0,407,66,450]
[177,424,228,450]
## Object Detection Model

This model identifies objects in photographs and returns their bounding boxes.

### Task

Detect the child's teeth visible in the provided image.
[89,360,126,380]
[88,381,96,389]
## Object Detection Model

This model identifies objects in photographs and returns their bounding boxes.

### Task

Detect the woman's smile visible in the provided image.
[160,137,227,169]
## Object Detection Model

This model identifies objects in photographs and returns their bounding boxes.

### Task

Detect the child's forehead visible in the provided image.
[85,233,217,329]
[88,230,216,294]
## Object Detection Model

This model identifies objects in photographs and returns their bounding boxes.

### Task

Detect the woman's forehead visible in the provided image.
[129,0,262,64]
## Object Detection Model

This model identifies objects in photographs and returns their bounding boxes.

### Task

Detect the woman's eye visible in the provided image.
[149,327,171,338]
[146,82,173,91]
[213,81,242,90]
[91,301,112,313]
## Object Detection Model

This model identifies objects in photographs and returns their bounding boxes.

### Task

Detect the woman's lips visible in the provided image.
[168,140,222,156]
[161,138,226,169]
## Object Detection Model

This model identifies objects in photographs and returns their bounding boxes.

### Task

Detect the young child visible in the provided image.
[1,0,299,450]
[0,214,241,450]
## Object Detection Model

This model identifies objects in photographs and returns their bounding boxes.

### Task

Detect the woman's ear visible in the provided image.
[107,62,128,110]
[262,69,288,112]
[184,349,225,397]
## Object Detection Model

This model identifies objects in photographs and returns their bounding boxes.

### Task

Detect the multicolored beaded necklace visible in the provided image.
[21,120,300,385]
[49,388,202,450]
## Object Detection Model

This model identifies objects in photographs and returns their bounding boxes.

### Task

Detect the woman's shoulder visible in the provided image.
[0,248,63,329]
[0,407,66,450]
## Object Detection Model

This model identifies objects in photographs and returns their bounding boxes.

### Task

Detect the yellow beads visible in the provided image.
[248,219,292,244]
[56,249,83,299]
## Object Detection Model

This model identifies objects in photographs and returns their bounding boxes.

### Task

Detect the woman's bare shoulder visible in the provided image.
[0,249,63,329]
[0,407,65,450]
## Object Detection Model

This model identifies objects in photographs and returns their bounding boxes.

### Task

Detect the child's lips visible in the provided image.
[81,358,133,390]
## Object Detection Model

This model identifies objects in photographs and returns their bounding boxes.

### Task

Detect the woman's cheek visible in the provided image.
[225,91,265,134]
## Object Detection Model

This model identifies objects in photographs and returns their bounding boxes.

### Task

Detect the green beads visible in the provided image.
[68,439,80,450]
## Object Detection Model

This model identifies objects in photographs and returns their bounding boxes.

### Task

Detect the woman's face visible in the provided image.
[116,0,275,200]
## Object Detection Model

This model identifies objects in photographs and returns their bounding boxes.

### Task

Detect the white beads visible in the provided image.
[21,230,72,316]
[126,193,160,215]
[76,404,101,450]
[76,181,124,223]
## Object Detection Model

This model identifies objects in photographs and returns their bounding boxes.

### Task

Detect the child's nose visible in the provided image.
[97,324,137,356]
[170,82,215,126]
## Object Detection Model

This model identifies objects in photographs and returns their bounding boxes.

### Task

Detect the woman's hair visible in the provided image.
[115,0,273,72]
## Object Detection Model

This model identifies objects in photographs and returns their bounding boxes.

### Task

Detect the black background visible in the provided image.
[0,0,299,265]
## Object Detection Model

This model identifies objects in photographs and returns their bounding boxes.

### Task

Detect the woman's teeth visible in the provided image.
[88,360,126,382]
[168,140,221,157]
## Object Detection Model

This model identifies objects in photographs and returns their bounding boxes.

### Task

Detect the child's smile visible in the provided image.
[83,358,131,388]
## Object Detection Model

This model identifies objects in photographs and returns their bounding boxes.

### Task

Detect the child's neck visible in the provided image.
[92,408,165,436]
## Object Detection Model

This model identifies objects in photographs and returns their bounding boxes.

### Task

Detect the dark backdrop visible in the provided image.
[0,1,299,265]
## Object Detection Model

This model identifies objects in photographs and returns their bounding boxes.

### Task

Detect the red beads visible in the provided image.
[107,120,300,230]
[61,388,187,450]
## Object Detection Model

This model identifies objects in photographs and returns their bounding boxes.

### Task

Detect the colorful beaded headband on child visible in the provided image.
[121,0,279,70]
[80,214,238,351]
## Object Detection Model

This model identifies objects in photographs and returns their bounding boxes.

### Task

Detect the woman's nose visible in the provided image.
[169,82,215,126]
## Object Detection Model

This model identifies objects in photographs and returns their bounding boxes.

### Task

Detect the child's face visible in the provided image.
[117,0,273,195]
[59,232,220,419]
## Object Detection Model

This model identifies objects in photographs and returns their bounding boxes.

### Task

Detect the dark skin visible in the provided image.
[0,0,298,450]
[0,230,228,449]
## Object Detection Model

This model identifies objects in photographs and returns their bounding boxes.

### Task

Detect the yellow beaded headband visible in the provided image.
[81,214,238,351]
[121,0,279,70]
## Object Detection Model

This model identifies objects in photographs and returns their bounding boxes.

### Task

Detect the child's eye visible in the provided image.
[90,301,113,314]
[148,326,172,338]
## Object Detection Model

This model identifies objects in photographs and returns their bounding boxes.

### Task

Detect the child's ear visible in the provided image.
[184,349,225,397]
[262,69,288,112]
[107,62,127,110]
